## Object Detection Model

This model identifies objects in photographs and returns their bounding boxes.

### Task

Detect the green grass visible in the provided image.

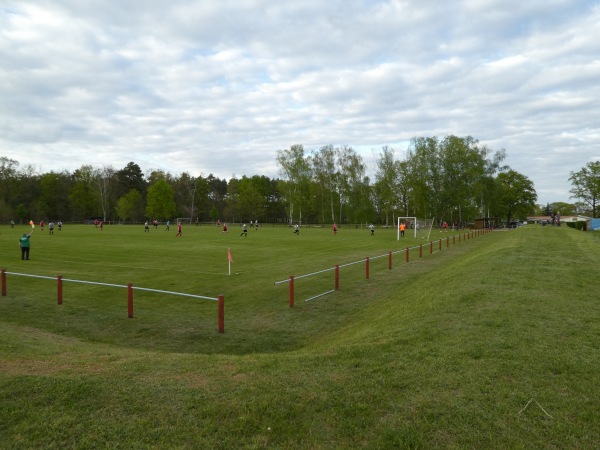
[1,223,599,448]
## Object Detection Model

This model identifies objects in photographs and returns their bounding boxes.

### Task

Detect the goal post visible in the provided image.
[397,217,435,240]
[176,217,192,225]
[397,217,417,239]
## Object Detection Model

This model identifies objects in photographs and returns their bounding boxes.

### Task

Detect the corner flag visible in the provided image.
[228,248,233,275]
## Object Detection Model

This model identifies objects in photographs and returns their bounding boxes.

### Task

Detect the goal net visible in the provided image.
[397,217,435,240]
[176,217,192,225]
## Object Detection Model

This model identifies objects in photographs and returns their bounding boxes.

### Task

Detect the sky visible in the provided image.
[1,0,599,205]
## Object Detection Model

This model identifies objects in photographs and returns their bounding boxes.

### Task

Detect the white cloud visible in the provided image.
[1,0,599,204]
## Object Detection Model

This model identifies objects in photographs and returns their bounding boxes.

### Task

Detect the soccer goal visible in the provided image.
[397,217,435,240]
[176,217,192,224]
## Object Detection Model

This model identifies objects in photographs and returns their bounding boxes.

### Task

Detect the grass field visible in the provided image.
[1,222,599,448]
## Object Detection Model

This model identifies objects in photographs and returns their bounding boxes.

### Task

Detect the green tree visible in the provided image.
[337,146,369,224]
[0,157,19,221]
[39,171,72,220]
[70,165,100,219]
[496,170,537,224]
[406,137,440,219]
[249,175,274,223]
[237,176,264,221]
[0,157,18,203]
[209,205,219,222]
[146,180,176,220]
[437,135,505,224]
[207,174,227,220]
[276,145,311,224]
[224,177,240,222]
[374,146,398,226]
[569,161,600,217]
[172,172,199,220]
[116,162,146,199]
[94,166,117,222]
[310,145,338,223]
[116,189,144,223]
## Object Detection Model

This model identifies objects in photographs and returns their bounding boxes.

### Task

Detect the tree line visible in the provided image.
[4,135,594,226]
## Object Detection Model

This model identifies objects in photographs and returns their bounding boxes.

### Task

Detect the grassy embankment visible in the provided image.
[1,223,598,448]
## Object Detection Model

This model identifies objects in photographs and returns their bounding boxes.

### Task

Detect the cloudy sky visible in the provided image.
[1,0,599,205]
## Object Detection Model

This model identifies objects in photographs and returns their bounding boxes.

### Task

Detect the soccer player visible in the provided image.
[222,223,228,234]
[165,220,170,231]
[294,224,299,235]
[176,221,182,237]
[144,221,150,232]
[399,221,406,238]
[370,224,374,236]
[49,221,54,235]
[240,223,247,237]
[333,223,337,235]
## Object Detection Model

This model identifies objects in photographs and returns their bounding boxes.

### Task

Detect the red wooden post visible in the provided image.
[218,295,224,333]
[335,265,339,290]
[388,251,392,270]
[1,269,6,297]
[406,247,409,263]
[289,275,294,307]
[419,244,423,257]
[57,275,63,305]
[365,257,370,279]
[127,283,134,318]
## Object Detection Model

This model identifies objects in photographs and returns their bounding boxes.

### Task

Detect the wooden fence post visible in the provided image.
[57,275,63,305]
[127,283,134,318]
[289,276,294,307]
[335,265,340,290]
[1,269,6,297]
[218,295,225,333]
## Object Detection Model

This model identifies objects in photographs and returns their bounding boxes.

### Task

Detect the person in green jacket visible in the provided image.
[19,229,34,260]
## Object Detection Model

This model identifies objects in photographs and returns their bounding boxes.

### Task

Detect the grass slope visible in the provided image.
[1,223,599,448]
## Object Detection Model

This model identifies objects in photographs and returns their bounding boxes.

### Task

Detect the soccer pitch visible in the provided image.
[2,222,432,354]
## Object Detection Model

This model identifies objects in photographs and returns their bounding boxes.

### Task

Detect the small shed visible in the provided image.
[474,217,496,229]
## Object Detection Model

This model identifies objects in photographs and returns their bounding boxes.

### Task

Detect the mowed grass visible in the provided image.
[0,223,599,449]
